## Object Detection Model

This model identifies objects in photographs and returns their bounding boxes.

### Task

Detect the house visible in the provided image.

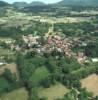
[22,35,39,46]
[92,58,98,63]
[77,52,87,64]
[0,61,6,66]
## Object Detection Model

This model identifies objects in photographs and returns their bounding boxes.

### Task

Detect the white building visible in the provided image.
[92,58,98,63]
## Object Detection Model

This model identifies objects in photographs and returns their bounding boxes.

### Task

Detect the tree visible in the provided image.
[64,89,77,100]
[46,56,57,73]
[95,96,98,100]
[78,88,93,100]
[29,88,39,100]
[3,69,17,83]
[41,77,52,88]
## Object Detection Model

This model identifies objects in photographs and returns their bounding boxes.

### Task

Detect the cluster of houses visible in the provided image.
[22,35,39,46]
[1,34,97,64]
[47,35,73,58]
[47,35,88,64]
[10,35,39,51]
[14,34,88,64]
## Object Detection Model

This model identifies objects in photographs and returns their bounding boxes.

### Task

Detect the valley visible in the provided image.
[0,0,98,100]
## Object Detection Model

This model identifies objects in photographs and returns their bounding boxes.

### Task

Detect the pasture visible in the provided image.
[39,83,69,100]
[0,88,28,100]
[81,74,98,96]
[30,67,50,86]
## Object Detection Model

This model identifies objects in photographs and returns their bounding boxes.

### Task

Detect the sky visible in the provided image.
[2,0,62,4]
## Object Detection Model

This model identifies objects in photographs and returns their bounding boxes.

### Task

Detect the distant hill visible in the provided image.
[57,0,98,6]
[0,1,10,7]
[13,1,46,8]
[30,1,45,6]
[13,2,28,8]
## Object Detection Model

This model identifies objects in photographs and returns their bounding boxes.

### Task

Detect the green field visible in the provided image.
[30,67,50,85]
[0,88,28,100]
[0,48,14,56]
[0,37,12,40]
[38,83,69,100]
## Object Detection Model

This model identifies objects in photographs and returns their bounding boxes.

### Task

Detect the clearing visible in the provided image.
[38,83,69,100]
[0,48,14,56]
[0,88,28,100]
[81,74,98,96]
[0,63,19,79]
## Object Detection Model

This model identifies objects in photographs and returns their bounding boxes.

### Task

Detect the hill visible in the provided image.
[13,1,45,8]
[57,0,98,6]
[13,2,28,8]
[30,1,45,6]
[0,1,10,7]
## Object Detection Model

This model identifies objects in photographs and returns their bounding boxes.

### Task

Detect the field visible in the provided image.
[0,48,14,56]
[81,74,98,96]
[39,83,69,100]
[0,88,28,100]
[30,67,50,85]
[0,63,19,79]
[0,37,13,42]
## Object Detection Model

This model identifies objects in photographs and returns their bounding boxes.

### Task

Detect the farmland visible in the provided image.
[81,74,98,96]
[0,88,28,100]
[0,1,98,100]
[39,83,69,100]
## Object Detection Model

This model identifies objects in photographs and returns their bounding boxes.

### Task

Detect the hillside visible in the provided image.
[30,1,45,6]
[13,2,28,8]
[57,0,98,6]
[12,1,45,8]
[0,1,10,7]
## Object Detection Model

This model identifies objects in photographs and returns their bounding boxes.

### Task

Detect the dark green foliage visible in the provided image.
[0,27,23,38]
[23,21,50,36]
[0,21,50,38]
[54,22,96,36]
[95,96,98,100]
[85,42,98,57]
[0,77,9,95]
[40,76,53,88]
[62,88,93,100]
[16,44,98,99]
[0,74,19,95]
[0,1,10,7]
[45,56,57,73]
[78,88,93,100]
[29,88,39,100]
[3,69,17,83]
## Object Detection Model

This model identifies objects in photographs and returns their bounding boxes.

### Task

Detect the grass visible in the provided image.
[38,83,69,100]
[0,48,14,56]
[30,67,50,85]
[81,74,98,96]
[0,77,9,93]
[0,88,28,100]
[0,37,12,42]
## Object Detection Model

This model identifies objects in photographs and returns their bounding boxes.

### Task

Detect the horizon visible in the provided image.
[1,0,62,4]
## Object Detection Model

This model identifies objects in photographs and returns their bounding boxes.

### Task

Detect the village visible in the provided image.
[0,33,97,66]
[0,1,98,99]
